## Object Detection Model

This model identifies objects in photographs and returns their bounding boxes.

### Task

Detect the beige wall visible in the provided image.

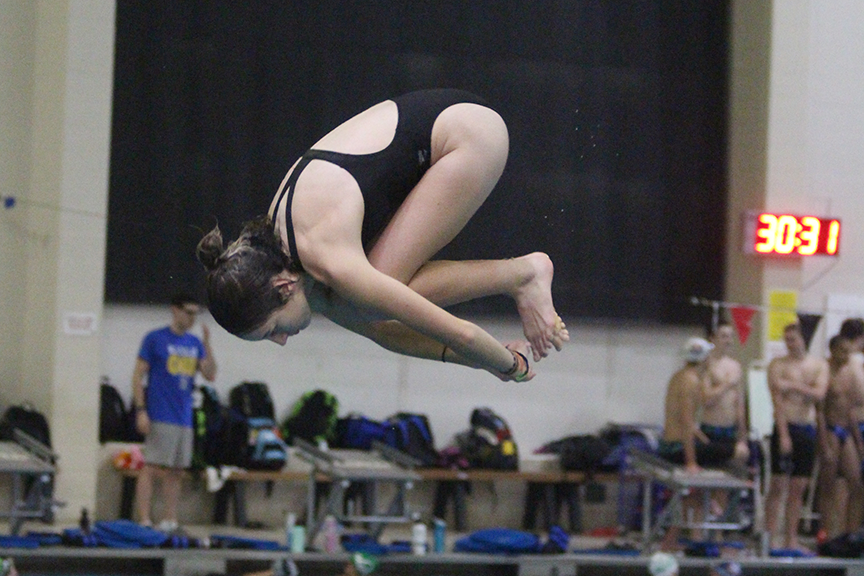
[0,0,114,521]
[0,0,36,406]
[3,0,864,526]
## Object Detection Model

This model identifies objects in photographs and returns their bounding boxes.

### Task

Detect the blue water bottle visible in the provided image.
[433,518,446,553]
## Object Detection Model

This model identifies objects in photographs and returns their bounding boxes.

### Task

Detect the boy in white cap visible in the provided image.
[656,337,738,549]
[658,337,719,472]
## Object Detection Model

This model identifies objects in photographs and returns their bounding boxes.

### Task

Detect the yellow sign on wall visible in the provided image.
[767,290,798,341]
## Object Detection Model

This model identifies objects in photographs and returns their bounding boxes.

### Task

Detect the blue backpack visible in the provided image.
[383,413,439,467]
[245,416,288,470]
[336,414,389,450]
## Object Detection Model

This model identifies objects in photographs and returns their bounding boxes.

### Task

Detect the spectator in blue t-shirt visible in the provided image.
[132,293,217,531]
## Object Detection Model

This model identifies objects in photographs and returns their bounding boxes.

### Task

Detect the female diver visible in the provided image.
[197,89,568,381]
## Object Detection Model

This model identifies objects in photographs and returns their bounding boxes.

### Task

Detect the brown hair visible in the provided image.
[840,317,864,340]
[196,216,300,335]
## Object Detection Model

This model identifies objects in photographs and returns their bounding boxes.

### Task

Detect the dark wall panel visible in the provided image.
[107,0,729,325]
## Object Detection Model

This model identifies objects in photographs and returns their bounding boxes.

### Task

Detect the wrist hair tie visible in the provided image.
[511,350,530,382]
[501,349,529,380]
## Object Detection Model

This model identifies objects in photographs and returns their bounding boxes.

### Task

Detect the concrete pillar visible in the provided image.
[1,0,115,521]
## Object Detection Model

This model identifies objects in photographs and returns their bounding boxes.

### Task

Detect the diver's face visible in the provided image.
[241,291,312,345]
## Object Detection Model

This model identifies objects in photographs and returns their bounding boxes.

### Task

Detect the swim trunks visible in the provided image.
[700,424,737,443]
[272,89,489,269]
[770,423,816,477]
[830,424,849,444]
[657,437,734,468]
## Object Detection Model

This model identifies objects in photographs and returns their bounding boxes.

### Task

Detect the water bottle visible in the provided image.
[433,518,446,553]
[323,515,340,553]
[291,525,306,553]
[284,511,296,549]
[0,558,16,576]
[411,513,427,555]
[79,508,90,534]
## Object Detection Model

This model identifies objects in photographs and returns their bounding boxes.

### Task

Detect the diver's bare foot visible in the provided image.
[513,253,570,361]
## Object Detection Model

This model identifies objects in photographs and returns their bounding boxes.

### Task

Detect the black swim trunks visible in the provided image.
[700,423,737,443]
[770,423,817,477]
[657,438,734,468]
[272,89,489,269]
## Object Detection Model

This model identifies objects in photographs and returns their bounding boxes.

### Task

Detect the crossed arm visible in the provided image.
[774,362,830,401]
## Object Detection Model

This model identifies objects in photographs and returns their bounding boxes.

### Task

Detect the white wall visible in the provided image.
[757,0,864,358]
[101,305,695,453]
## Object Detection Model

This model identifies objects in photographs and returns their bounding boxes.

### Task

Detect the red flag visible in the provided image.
[730,306,757,345]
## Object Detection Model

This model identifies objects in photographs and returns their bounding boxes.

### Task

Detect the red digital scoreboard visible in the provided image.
[743,211,841,256]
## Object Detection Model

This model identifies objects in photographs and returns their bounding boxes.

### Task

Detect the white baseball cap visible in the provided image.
[682,337,714,363]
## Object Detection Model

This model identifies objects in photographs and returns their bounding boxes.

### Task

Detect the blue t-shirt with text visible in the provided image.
[138,327,205,427]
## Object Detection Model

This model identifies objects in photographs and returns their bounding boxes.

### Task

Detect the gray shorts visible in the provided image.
[143,421,193,469]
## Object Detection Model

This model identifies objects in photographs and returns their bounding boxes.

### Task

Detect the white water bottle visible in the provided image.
[284,511,296,549]
[411,513,427,555]
[323,515,340,553]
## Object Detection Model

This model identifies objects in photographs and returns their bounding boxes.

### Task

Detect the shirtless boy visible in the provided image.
[656,337,716,549]
[816,335,864,537]
[765,323,829,551]
[659,337,715,472]
[702,321,750,463]
[840,319,864,463]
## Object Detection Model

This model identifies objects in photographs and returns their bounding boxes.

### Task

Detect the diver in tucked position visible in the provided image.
[197,89,568,381]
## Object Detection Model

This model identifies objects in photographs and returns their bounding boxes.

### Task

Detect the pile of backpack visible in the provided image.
[100,376,526,474]
[280,391,521,472]
[333,411,439,467]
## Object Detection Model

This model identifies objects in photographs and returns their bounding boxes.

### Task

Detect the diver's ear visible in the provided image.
[271,270,301,298]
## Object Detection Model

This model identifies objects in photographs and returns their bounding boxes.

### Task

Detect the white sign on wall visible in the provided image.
[63,312,98,336]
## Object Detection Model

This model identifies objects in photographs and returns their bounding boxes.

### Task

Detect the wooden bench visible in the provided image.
[419,468,617,532]
[118,466,617,532]
[118,467,313,527]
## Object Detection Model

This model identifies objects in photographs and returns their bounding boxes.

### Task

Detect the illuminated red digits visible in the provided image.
[775,215,797,254]
[798,216,820,255]
[826,220,840,255]
[755,213,777,253]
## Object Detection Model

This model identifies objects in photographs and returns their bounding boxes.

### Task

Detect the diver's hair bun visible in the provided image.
[196,225,225,271]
